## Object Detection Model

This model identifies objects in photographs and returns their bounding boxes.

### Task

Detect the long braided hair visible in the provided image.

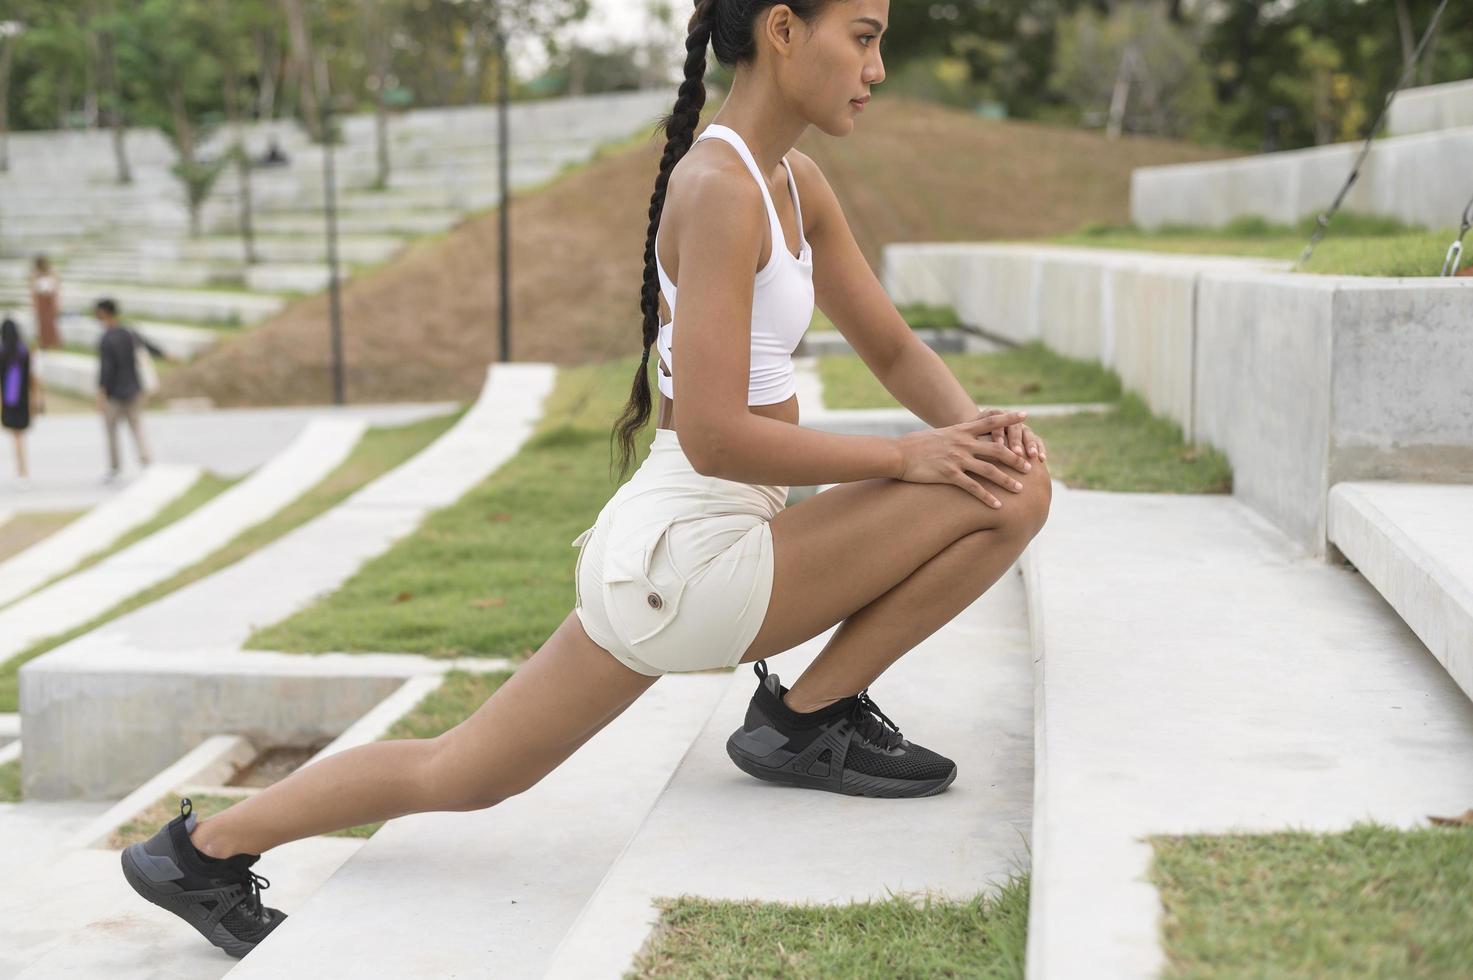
[610,0,830,482]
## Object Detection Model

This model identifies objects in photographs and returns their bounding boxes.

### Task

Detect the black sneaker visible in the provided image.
[120,798,286,958]
[725,660,957,798]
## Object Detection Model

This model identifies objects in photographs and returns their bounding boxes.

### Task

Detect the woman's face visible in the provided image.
[776,0,887,136]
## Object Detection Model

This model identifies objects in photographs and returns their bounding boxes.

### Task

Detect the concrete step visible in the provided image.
[3,836,361,978]
[1329,481,1473,705]
[1022,485,1473,980]
[0,463,200,608]
[10,310,221,362]
[227,671,730,979]
[546,565,1036,978]
[21,364,556,800]
[798,326,1002,357]
[0,419,366,720]
[166,234,408,266]
[249,209,462,238]
[0,281,284,327]
[31,350,98,399]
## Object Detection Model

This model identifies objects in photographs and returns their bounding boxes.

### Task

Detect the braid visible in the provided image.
[611,0,715,482]
[610,0,828,483]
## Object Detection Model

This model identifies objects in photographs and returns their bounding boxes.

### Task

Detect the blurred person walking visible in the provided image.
[1,315,38,487]
[28,255,61,350]
[95,298,164,483]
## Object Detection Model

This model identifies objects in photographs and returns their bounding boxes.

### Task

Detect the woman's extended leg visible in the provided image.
[741,460,1052,709]
[189,611,658,858]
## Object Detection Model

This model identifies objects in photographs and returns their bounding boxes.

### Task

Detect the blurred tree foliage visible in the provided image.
[0,0,1469,155]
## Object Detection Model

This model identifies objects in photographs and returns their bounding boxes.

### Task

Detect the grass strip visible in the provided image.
[806,302,963,333]
[818,341,1121,409]
[9,473,238,608]
[1152,823,1473,979]
[1046,212,1456,277]
[0,758,18,803]
[0,409,463,713]
[104,670,511,842]
[248,360,651,659]
[1029,395,1231,494]
[0,511,84,564]
[631,874,1030,979]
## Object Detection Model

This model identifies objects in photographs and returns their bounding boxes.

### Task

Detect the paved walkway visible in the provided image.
[0,402,457,514]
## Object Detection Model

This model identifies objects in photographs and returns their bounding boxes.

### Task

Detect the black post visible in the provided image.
[496,26,511,363]
[319,65,346,405]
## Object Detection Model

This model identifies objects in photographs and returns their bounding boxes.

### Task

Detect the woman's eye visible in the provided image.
[860,34,876,45]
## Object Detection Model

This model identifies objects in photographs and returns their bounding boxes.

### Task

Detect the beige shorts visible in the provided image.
[572,427,788,676]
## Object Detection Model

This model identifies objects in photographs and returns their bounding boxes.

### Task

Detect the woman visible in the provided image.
[29,255,61,351]
[2,316,37,484]
[120,0,1053,959]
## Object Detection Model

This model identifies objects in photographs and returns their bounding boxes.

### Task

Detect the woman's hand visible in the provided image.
[897,410,1034,509]
[976,407,1047,463]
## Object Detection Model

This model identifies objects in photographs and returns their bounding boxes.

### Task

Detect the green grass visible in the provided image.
[806,302,964,333]
[819,343,1227,493]
[1046,212,1459,277]
[818,342,1122,409]
[1029,395,1231,494]
[1151,823,1473,979]
[0,758,18,803]
[0,409,463,713]
[10,473,238,607]
[248,360,650,660]
[630,874,1030,979]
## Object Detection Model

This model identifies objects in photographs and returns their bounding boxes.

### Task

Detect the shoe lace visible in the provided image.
[241,869,272,919]
[850,689,905,751]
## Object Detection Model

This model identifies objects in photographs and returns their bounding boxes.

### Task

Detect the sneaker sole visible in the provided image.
[120,845,261,959]
[726,733,957,798]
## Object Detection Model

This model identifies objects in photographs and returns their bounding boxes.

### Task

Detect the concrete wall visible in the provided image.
[1388,78,1473,137]
[883,242,1473,556]
[1130,127,1473,230]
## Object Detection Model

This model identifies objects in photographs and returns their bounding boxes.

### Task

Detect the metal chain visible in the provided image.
[1440,189,1473,276]
[1293,0,1452,271]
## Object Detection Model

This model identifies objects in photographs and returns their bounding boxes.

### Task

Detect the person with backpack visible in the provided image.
[95,297,165,483]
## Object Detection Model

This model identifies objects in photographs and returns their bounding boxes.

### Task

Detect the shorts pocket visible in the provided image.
[600,512,691,647]
[570,526,594,609]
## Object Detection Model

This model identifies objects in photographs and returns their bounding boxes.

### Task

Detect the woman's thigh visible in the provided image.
[741,459,1052,662]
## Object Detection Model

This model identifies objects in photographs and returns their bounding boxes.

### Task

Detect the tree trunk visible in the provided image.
[168,87,202,236]
[1393,0,1415,72]
[0,31,13,173]
[254,28,280,120]
[280,0,322,140]
[368,14,392,189]
[99,30,132,184]
[224,64,257,265]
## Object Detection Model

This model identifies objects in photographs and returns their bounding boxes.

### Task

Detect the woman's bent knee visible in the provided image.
[419,734,542,812]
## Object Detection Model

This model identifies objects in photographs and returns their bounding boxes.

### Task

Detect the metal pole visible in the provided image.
[319,58,346,405]
[496,26,510,363]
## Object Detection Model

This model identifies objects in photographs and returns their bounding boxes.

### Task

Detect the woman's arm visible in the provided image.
[787,151,979,428]
[668,160,902,486]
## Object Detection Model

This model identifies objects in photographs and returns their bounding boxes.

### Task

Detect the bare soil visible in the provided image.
[160,96,1236,407]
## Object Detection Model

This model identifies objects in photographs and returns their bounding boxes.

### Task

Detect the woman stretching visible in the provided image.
[122,0,1052,959]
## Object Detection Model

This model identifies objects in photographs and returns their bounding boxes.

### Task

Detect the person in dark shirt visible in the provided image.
[95,297,164,483]
[2,316,39,487]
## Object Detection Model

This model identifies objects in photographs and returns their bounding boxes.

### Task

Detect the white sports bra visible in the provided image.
[654,123,815,406]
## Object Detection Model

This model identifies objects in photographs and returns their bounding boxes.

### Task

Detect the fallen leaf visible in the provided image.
[1019,382,1042,395]
[393,591,414,604]
[488,512,512,522]
[1428,809,1473,827]
[471,596,506,609]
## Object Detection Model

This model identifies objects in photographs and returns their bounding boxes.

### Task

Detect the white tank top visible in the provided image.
[655,123,815,405]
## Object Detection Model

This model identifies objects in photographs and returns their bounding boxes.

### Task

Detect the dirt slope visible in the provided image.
[160,96,1235,406]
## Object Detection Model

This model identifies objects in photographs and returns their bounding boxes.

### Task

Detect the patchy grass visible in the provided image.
[0,511,83,565]
[807,302,964,333]
[14,473,239,605]
[819,342,1121,409]
[1029,395,1231,494]
[1151,823,1473,979]
[248,361,650,660]
[0,758,18,803]
[1046,212,1458,277]
[631,874,1030,979]
[0,409,463,713]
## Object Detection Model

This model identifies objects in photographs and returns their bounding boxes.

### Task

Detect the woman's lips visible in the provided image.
[850,98,868,110]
